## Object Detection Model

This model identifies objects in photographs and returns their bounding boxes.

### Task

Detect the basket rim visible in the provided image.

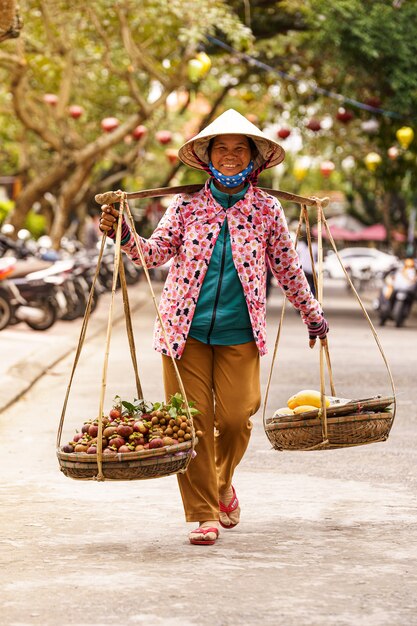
[59,452,190,469]
[265,395,395,426]
[57,439,194,464]
[265,410,394,432]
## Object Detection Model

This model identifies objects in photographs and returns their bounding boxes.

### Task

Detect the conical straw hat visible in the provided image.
[178,108,285,171]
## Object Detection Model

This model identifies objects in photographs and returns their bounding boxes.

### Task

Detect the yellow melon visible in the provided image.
[293,405,320,414]
[287,389,330,410]
[273,407,295,417]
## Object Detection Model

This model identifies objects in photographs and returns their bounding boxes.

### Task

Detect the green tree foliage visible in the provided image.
[297,0,417,237]
[305,0,417,115]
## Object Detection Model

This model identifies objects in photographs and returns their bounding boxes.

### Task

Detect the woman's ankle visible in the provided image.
[199,519,220,529]
[219,485,233,504]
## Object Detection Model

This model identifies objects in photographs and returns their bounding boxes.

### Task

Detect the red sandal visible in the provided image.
[189,526,219,546]
[219,485,240,529]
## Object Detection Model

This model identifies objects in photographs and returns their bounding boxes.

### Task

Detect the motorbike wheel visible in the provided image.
[25,299,57,331]
[61,281,88,321]
[0,293,12,330]
[392,299,407,328]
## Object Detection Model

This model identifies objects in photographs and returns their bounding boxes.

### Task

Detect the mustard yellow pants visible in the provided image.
[162,337,261,522]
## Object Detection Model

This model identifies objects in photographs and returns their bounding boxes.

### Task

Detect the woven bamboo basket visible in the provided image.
[57,441,195,481]
[56,191,197,481]
[262,200,397,452]
[265,396,395,451]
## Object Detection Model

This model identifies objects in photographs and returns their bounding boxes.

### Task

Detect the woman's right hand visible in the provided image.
[99,204,119,233]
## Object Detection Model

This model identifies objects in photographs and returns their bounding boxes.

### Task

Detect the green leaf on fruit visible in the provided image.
[122,400,137,414]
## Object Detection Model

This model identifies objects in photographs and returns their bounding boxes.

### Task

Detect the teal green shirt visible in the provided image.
[189,180,254,345]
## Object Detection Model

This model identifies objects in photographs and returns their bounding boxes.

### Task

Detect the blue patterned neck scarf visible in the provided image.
[208,160,254,188]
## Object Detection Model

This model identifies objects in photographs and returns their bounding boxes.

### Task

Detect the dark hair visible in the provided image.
[208,136,258,159]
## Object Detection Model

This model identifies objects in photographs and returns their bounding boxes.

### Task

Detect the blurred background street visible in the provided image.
[1,1,417,625]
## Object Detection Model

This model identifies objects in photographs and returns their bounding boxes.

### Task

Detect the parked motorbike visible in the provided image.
[0,228,142,330]
[1,233,104,324]
[0,257,60,331]
[374,260,417,327]
[0,258,15,330]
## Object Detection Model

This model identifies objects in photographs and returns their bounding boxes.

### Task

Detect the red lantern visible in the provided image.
[336,108,353,124]
[388,146,399,160]
[69,105,84,119]
[306,118,321,132]
[43,93,58,106]
[132,125,147,140]
[246,114,259,125]
[277,127,291,139]
[156,130,172,145]
[101,117,120,132]
[320,160,335,178]
[365,96,382,109]
[165,148,179,165]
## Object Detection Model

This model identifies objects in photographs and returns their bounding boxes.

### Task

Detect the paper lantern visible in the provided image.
[156,130,172,145]
[396,126,414,150]
[361,118,380,134]
[246,114,259,125]
[277,127,291,139]
[387,146,399,160]
[196,52,211,74]
[101,117,120,132]
[364,97,382,109]
[165,149,179,165]
[336,108,353,124]
[293,158,310,181]
[306,119,321,132]
[341,156,355,171]
[132,125,147,140]
[43,93,58,106]
[187,59,205,83]
[364,152,382,172]
[69,105,84,119]
[320,160,335,177]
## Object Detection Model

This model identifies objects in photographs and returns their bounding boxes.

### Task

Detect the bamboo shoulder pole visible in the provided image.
[95,184,329,208]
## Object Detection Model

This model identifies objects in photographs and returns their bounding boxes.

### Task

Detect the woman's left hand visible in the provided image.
[307,316,329,348]
[309,336,328,349]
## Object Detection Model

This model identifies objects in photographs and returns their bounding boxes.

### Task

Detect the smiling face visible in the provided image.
[210,134,252,176]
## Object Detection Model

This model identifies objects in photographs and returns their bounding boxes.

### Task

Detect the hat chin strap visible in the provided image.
[246,153,273,186]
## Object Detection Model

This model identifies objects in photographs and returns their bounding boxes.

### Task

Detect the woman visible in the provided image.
[99,109,329,546]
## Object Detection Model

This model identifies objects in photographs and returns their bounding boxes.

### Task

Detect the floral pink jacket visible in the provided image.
[120,180,325,359]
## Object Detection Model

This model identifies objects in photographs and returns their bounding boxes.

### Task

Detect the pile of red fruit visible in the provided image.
[61,393,202,456]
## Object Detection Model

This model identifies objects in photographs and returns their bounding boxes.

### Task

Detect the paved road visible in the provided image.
[0,280,416,626]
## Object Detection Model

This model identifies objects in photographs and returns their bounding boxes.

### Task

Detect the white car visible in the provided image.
[323,247,398,280]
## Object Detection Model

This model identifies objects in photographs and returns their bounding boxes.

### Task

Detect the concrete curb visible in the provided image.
[0,290,148,415]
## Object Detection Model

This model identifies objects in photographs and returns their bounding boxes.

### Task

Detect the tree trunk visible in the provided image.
[50,159,96,248]
[7,161,70,235]
[0,0,22,42]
